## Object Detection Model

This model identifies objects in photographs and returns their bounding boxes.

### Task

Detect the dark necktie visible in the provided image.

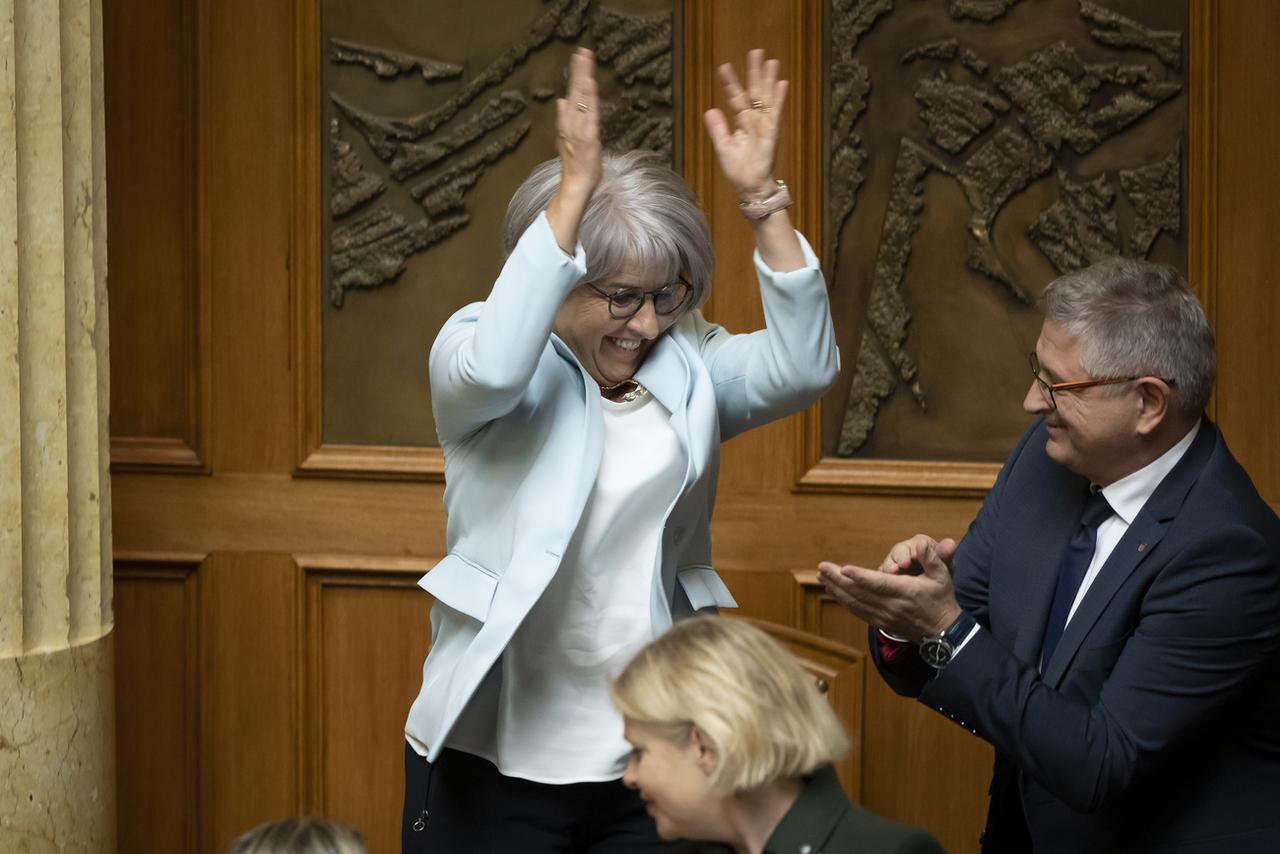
[1041,490,1113,669]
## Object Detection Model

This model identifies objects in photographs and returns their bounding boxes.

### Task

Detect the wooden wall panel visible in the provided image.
[1208,2,1280,509]
[300,561,435,854]
[204,0,294,474]
[104,1,1280,852]
[687,0,822,496]
[200,553,299,851]
[114,556,202,854]
[103,0,206,470]
[716,568,797,627]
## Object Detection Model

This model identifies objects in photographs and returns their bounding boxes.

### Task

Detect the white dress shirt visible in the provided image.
[952,419,1202,660]
[1066,420,1201,624]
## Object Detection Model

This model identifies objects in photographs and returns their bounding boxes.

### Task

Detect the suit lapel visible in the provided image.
[636,331,709,494]
[1042,421,1217,686]
[1012,457,1089,664]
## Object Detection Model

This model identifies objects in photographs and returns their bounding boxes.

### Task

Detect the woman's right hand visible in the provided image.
[547,47,601,254]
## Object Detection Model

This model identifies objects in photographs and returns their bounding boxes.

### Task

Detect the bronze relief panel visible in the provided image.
[825,0,1186,463]
[320,0,680,447]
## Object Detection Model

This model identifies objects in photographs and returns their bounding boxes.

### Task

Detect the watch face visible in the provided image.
[919,637,954,669]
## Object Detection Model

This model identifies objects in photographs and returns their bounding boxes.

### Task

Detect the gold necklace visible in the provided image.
[600,379,648,403]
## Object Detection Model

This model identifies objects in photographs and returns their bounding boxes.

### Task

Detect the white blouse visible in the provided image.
[447,390,684,783]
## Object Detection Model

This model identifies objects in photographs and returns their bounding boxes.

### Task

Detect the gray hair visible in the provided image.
[1042,257,1216,416]
[228,817,366,854]
[503,151,714,309]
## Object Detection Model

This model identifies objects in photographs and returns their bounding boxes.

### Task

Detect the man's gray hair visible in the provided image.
[503,151,714,309]
[1042,257,1216,416]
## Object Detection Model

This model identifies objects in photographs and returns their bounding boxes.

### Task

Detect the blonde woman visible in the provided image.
[613,618,942,854]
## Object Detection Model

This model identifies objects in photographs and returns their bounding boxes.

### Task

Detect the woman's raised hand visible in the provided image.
[548,47,602,253]
[703,49,788,201]
[557,48,602,198]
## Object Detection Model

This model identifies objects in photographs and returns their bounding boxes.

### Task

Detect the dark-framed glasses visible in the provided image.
[1028,352,1175,411]
[585,280,692,319]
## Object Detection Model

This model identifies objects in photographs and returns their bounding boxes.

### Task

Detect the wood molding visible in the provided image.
[796,456,999,498]
[1187,0,1218,421]
[191,0,212,473]
[291,0,324,477]
[298,562,432,817]
[792,568,822,630]
[789,0,823,245]
[295,444,445,480]
[682,0,715,236]
[107,0,210,474]
[111,436,205,473]
[114,549,209,570]
[295,553,436,575]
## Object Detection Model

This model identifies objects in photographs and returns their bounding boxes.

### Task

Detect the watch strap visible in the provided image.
[941,610,977,647]
[918,610,977,670]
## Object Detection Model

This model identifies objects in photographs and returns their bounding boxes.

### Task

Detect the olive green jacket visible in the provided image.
[678,766,943,854]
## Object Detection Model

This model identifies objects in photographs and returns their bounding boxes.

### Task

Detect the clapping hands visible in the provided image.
[818,535,964,641]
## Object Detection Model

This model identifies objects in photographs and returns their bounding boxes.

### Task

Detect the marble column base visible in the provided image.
[0,635,116,853]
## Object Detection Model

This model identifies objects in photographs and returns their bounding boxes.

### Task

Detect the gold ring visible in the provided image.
[575,101,590,113]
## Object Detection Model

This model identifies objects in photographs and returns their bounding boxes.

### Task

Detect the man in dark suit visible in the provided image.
[819,258,1280,853]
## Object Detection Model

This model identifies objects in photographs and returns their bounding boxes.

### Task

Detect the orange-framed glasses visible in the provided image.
[1027,352,1174,410]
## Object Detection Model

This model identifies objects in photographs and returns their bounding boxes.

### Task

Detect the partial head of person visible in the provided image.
[504,150,714,389]
[1026,257,1216,487]
[227,816,367,854]
[611,616,849,844]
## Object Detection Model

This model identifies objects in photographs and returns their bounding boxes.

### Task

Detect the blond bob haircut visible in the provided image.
[612,616,849,794]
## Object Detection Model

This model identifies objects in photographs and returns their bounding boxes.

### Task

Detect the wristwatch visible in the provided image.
[917,611,977,670]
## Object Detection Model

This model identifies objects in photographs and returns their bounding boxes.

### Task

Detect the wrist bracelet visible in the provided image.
[738,179,792,221]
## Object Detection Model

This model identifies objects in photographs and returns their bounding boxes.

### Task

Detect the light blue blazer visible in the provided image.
[405,212,839,761]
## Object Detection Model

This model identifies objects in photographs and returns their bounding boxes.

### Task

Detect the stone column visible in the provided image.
[0,0,115,850]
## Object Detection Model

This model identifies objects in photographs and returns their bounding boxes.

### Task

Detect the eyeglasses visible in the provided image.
[1028,352,1175,410]
[585,281,692,319]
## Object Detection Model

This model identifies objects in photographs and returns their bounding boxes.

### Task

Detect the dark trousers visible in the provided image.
[403,743,678,854]
[980,763,1034,854]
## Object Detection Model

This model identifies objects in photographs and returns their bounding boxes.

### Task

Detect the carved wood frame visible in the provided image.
[112,551,205,853]
[792,0,1215,497]
[292,0,688,481]
[291,0,444,480]
[109,0,210,473]
[296,554,435,814]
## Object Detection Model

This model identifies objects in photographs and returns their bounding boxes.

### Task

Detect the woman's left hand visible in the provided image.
[703,49,788,201]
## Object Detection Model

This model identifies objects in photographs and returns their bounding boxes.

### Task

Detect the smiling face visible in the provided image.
[621,720,724,842]
[553,267,684,388]
[1024,320,1145,485]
